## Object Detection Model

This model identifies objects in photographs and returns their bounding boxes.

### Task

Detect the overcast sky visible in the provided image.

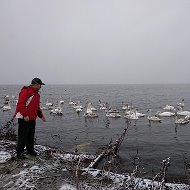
[0,0,190,84]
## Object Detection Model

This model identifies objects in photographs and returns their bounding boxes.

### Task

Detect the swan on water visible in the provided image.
[74,101,83,113]
[122,104,131,110]
[177,110,190,116]
[50,107,63,115]
[175,115,189,124]
[147,109,162,122]
[84,103,98,118]
[46,99,53,107]
[2,104,11,111]
[124,109,139,120]
[163,105,175,111]
[125,108,145,117]
[124,113,139,120]
[59,100,64,105]
[99,105,107,110]
[177,98,185,108]
[106,112,121,118]
[156,111,175,117]
[69,97,76,105]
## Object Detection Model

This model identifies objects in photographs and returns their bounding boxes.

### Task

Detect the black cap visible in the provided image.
[31,78,45,85]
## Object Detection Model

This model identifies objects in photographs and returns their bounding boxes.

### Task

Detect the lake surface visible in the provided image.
[1,84,190,182]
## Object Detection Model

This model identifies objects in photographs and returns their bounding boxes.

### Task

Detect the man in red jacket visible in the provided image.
[14,78,46,159]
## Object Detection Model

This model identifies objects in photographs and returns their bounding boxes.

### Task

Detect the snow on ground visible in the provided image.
[0,151,12,163]
[0,140,190,190]
[60,184,77,190]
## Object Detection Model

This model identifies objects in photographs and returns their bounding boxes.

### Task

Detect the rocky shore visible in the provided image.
[1,139,190,190]
[1,120,190,189]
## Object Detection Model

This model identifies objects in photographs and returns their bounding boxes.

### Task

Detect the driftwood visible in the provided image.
[87,128,127,170]
[152,158,170,184]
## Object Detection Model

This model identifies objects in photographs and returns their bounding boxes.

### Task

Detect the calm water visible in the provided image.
[1,84,190,182]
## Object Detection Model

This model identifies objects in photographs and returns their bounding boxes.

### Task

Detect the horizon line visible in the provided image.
[0,83,190,85]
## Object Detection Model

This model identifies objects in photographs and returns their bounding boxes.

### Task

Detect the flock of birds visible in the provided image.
[1,95,190,125]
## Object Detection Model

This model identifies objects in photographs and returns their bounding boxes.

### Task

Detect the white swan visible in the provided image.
[2,100,11,111]
[175,115,189,124]
[84,103,98,118]
[124,109,139,120]
[125,109,145,117]
[99,105,107,110]
[177,110,190,116]
[156,111,175,117]
[90,104,97,111]
[122,104,130,110]
[124,113,139,120]
[147,109,161,122]
[69,97,76,105]
[73,101,83,109]
[46,99,53,107]
[2,104,11,111]
[106,112,121,118]
[147,115,162,122]
[163,105,175,111]
[108,108,119,113]
[76,107,83,113]
[59,100,64,105]
[40,106,48,110]
[74,101,83,113]
[4,95,10,102]
[135,111,146,117]
[84,112,98,118]
[177,98,185,108]
[50,107,63,115]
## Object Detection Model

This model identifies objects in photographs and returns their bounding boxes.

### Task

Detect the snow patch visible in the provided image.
[0,150,12,163]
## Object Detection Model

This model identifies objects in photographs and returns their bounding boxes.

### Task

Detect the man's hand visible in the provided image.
[41,116,46,122]
[24,116,29,122]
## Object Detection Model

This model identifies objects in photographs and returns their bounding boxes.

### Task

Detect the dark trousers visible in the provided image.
[16,119,36,155]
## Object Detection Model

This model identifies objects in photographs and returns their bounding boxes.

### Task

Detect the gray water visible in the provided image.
[1,84,190,182]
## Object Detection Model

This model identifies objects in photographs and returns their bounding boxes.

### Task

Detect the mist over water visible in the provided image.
[1,84,190,182]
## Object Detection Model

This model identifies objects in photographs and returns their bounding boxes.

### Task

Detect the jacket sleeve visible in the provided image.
[37,107,44,118]
[17,88,29,117]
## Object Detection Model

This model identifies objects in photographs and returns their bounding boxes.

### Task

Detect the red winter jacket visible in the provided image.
[14,86,43,120]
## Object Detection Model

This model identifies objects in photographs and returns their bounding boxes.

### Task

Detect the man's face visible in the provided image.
[33,84,41,91]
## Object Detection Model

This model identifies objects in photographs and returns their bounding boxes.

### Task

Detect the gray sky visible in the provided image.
[0,0,190,84]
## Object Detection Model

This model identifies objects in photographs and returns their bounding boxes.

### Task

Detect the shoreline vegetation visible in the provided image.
[0,120,190,190]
